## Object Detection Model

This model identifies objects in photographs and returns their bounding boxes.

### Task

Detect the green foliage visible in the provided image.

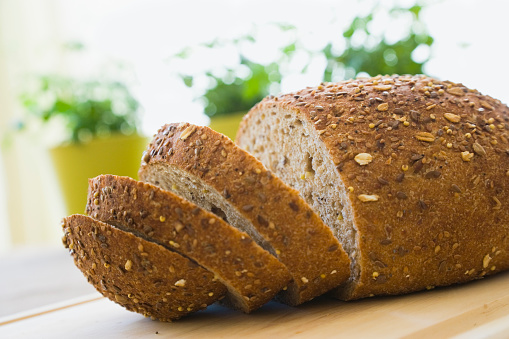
[323,4,433,81]
[201,58,280,116]
[19,76,140,144]
[174,2,434,117]
[173,24,293,117]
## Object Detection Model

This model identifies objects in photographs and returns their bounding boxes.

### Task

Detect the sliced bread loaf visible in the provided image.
[86,174,291,312]
[236,75,509,300]
[62,214,226,321]
[138,123,351,306]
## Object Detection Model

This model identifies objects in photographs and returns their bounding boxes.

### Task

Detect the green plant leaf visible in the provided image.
[182,76,194,87]
[409,5,422,17]
[18,74,140,144]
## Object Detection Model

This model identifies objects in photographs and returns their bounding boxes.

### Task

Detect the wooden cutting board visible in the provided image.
[2,271,509,338]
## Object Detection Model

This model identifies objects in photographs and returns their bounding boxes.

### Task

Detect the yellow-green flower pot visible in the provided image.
[208,112,246,140]
[50,133,148,215]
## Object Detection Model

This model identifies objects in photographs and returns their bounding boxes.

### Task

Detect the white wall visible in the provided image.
[0,0,65,249]
[0,154,11,254]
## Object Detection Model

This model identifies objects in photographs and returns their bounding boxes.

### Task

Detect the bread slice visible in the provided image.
[236,75,509,299]
[62,214,226,321]
[86,174,291,312]
[138,123,351,306]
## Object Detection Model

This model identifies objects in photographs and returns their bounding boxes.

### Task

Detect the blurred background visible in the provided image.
[1,0,509,254]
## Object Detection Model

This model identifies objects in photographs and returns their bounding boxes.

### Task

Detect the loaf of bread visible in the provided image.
[63,74,509,322]
[86,174,292,312]
[236,74,509,299]
[138,123,351,305]
[62,214,226,321]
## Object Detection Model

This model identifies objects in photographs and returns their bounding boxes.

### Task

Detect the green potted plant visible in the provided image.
[19,75,147,214]
[172,2,433,140]
[172,35,286,139]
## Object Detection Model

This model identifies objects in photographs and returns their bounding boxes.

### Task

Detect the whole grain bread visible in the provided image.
[86,174,291,313]
[236,74,509,300]
[62,214,226,321]
[138,123,351,306]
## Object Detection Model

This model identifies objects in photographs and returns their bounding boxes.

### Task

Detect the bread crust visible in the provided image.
[62,214,226,321]
[86,175,291,313]
[237,75,509,299]
[139,123,351,305]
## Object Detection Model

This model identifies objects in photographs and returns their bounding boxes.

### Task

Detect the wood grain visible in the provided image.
[1,271,509,338]
[0,246,97,317]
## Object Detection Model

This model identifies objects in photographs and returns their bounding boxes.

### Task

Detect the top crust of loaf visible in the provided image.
[139,123,351,305]
[62,214,226,321]
[86,174,291,313]
[237,75,509,299]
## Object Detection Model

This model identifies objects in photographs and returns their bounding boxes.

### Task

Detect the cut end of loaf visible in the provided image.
[236,107,361,298]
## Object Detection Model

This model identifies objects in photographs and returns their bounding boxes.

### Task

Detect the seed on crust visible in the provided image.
[396,191,407,199]
[451,184,462,193]
[174,279,186,287]
[493,196,502,210]
[483,254,492,268]
[377,103,389,111]
[472,142,487,156]
[447,87,465,96]
[444,113,461,123]
[374,85,392,91]
[354,153,373,166]
[418,200,428,210]
[142,151,151,164]
[480,100,494,110]
[415,132,435,143]
[358,194,379,202]
[461,151,474,162]
[425,170,442,179]
[180,125,197,140]
[174,221,184,233]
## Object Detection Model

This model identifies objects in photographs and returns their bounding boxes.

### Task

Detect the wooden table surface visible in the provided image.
[0,246,97,317]
[1,264,509,338]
